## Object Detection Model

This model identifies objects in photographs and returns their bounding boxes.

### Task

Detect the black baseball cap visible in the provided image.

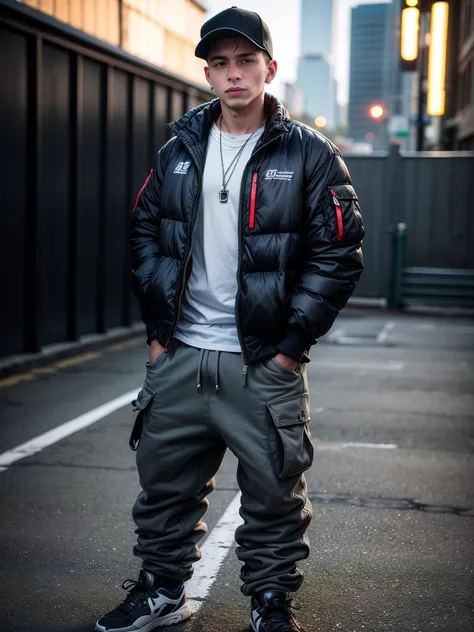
[195,6,273,60]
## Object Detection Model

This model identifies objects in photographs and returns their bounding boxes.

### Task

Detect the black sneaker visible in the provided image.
[249,590,307,632]
[95,570,192,631]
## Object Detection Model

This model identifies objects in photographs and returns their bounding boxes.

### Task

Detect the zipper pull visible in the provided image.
[330,189,340,206]
[242,364,248,387]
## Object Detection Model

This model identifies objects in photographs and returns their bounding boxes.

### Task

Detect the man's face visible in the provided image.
[204,38,277,111]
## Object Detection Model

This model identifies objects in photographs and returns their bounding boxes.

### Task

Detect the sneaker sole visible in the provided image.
[95,603,193,632]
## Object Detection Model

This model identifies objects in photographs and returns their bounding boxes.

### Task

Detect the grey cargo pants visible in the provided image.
[130,338,313,596]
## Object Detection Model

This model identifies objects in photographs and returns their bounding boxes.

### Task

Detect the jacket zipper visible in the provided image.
[330,188,344,241]
[236,134,284,384]
[249,172,258,229]
[132,169,153,213]
[164,139,203,347]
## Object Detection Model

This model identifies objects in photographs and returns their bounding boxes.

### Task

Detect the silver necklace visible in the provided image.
[218,115,264,203]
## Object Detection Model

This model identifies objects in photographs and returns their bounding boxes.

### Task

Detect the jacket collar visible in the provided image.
[167,93,290,150]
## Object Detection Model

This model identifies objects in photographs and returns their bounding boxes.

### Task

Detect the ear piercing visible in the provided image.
[210,85,215,91]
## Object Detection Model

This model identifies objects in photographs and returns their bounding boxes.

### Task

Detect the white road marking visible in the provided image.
[333,336,372,345]
[186,492,243,614]
[377,321,395,344]
[0,388,141,470]
[415,323,436,331]
[315,441,398,450]
[327,328,345,342]
[315,360,404,371]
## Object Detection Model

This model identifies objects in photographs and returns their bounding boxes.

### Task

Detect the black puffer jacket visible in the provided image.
[130,94,364,364]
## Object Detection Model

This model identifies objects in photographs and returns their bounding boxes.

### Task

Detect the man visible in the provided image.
[96,6,363,632]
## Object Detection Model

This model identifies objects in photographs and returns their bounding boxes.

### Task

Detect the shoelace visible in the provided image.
[117,578,155,613]
[255,597,302,631]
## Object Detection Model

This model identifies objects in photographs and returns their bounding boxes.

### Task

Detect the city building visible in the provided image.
[297,0,337,129]
[15,0,207,86]
[443,0,474,149]
[300,0,332,56]
[347,3,392,149]
[297,53,337,128]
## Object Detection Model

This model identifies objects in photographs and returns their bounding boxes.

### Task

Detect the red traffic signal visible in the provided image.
[369,104,385,119]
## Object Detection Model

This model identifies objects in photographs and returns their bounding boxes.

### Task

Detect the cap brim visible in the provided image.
[195,27,271,60]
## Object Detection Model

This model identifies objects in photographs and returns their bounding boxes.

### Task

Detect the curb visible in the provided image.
[0,323,145,379]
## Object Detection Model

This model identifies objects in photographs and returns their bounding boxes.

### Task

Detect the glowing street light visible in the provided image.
[369,104,385,120]
[427,1,449,116]
[314,116,327,128]
[400,1,420,71]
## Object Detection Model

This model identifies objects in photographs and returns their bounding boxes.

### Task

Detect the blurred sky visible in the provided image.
[204,0,391,105]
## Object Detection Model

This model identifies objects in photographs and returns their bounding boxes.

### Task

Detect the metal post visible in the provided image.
[416,13,426,151]
[388,223,407,310]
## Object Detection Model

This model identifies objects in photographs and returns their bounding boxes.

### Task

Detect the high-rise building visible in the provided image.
[347,3,392,148]
[297,0,337,129]
[300,0,333,55]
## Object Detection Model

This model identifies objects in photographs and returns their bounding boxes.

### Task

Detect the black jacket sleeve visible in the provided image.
[129,141,171,343]
[277,139,364,362]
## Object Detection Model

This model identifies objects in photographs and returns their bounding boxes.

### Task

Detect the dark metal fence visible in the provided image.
[1,1,473,363]
[345,144,474,302]
[0,0,210,359]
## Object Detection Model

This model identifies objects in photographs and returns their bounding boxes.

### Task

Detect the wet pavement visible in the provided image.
[1,309,473,631]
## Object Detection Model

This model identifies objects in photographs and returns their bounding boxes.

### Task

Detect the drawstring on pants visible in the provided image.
[196,348,244,394]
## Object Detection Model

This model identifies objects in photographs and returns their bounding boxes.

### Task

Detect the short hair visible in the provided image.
[206,37,272,64]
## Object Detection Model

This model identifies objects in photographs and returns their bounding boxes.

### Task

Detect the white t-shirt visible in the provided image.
[174,121,264,351]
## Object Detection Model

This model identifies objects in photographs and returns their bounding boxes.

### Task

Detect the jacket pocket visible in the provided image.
[129,383,155,451]
[266,392,313,479]
[326,184,364,245]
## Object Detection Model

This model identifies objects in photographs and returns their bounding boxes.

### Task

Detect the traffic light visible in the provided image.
[369,104,385,120]
[427,1,449,115]
[400,0,420,71]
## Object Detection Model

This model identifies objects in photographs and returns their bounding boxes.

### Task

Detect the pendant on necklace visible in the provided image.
[219,189,229,203]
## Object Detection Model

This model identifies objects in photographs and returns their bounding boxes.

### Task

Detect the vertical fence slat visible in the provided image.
[67,51,82,342]
[24,34,43,353]
[77,57,101,337]
[122,73,134,327]
[96,64,110,334]
[0,26,29,356]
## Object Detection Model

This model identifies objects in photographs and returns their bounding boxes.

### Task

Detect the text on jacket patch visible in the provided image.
[174,161,191,175]
[265,169,294,181]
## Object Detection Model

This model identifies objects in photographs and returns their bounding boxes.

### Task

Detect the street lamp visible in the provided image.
[427,1,449,116]
[314,116,327,128]
[400,0,420,71]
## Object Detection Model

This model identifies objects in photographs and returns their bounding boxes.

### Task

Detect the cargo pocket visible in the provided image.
[266,392,313,479]
[129,383,155,451]
[326,184,364,245]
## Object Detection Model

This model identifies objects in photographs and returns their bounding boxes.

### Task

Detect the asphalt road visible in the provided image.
[1,310,473,632]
